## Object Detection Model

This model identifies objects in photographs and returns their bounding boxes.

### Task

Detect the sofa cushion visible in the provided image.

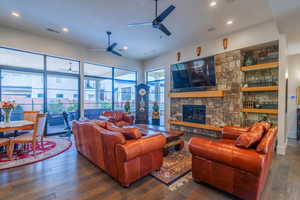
[235,125,265,148]
[94,120,107,129]
[115,121,131,127]
[251,121,271,133]
[256,127,278,154]
[106,122,142,139]
[112,111,124,122]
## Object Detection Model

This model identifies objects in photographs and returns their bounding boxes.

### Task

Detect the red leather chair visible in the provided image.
[73,120,166,187]
[189,122,277,200]
[101,111,134,127]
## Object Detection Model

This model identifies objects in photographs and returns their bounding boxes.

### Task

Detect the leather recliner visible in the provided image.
[189,122,277,200]
[73,120,166,187]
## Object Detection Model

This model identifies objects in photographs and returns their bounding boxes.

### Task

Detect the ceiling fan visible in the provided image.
[128,0,175,36]
[89,31,122,56]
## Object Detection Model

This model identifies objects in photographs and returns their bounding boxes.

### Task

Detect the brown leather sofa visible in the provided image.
[101,110,134,127]
[189,122,277,200]
[73,120,166,187]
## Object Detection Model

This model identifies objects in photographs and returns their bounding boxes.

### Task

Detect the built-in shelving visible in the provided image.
[169,90,224,98]
[241,86,278,92]
[169,120,222,131]
[240,62,279,72]
[240,108,278,115]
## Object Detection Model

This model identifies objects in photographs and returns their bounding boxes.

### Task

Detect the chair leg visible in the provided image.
[32,142,36,156]
[8,143,14,160]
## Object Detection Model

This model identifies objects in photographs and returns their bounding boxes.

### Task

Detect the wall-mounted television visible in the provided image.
[171,56,216,92]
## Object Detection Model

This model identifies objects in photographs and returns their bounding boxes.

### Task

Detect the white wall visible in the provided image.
[287,54,300,139]
[0,25,143,83]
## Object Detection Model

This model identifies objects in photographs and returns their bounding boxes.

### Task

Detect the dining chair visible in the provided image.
[9,112,40,157]
[0,138,12,160]
[19,111,40,135]
[36,113,48,147]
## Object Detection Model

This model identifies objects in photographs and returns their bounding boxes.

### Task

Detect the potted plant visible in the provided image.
[152,102,160,126]
[124,101,131,114]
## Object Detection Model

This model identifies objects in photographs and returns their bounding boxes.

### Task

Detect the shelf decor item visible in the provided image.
[152,102,160,126]
[223,38,228,50]
[0,101,16,123]
[124,101,131,114]
[177,52,181,62]
[196,46,202,56]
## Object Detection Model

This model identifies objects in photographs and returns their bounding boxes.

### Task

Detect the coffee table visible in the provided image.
[134,124,184,156]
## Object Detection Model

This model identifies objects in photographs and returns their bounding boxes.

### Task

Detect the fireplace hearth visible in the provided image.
[182,105,206,124]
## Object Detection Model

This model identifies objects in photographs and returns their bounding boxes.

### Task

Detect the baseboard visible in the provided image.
[276,143,287,155]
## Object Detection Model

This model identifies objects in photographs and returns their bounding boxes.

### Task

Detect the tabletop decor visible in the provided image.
[0,101,16,123]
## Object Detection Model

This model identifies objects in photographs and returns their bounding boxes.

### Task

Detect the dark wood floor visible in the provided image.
[1,136,300,200]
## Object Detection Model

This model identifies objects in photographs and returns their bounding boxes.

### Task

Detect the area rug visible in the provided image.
[151,148,192,186]
[0,137,72,170]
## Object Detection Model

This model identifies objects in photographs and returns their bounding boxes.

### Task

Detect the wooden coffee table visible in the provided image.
[134,124,184,156]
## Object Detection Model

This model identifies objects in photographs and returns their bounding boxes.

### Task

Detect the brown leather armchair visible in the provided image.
[189,123,277,200]
[101,111,134,127]
[73,120,166,187]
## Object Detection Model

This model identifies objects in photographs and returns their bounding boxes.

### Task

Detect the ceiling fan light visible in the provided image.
[123,46,129,50]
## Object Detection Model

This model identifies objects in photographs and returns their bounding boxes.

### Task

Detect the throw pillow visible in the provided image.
[235,125,264,148]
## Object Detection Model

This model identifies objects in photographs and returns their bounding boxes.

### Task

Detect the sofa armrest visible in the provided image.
[189,137,265,176]
[222,126,250,140]
[116,134,166,162]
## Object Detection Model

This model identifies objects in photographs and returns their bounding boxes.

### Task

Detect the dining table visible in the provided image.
[0,120,34,138]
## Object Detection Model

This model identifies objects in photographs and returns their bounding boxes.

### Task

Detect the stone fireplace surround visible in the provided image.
[170,50,242,137]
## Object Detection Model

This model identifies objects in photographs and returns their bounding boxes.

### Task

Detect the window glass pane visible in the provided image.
[0,48,44,69]
[47,75,79,134]
[84,78,112,119]
[114,80,135,111]
[47,56,79,74]
[1,70,44,120]
[84,63,112,78]
[147,69,165,82]
[147,69,165,125]
[114,68,136,81]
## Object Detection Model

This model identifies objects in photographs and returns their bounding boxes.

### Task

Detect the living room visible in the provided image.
[0,0,300,199]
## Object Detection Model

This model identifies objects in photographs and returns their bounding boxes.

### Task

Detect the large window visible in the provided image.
[0,47,80,135]
[84,64,137,119]
[146,69,165,125]
[1,70,44,120]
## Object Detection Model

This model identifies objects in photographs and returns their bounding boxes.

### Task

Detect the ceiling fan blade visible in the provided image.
[128,22,153,27]
[158,23,171,36]
[110,50,122,56]
[155,5,175,23]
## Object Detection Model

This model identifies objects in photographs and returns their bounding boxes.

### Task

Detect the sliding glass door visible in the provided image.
[46,74,79,134]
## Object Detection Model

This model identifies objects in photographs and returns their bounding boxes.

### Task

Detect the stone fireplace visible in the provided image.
[182,105,206,124]
[170,50,242,137]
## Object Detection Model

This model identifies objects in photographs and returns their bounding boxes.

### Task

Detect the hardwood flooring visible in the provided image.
[1,136,300,200]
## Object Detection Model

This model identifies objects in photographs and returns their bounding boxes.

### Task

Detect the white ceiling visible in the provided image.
[0,0,275,60]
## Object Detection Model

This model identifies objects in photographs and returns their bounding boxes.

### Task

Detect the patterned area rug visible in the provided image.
[151,148,192,186]
[0,137,72,170]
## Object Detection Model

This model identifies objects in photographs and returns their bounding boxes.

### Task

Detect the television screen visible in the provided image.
[171,56,216,90]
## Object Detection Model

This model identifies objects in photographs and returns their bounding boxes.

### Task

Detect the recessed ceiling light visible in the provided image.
[210,1,217,7]
[123,46,128,50]
[226,20,233,25]
[11,12,20,17]
[62,28,69,32]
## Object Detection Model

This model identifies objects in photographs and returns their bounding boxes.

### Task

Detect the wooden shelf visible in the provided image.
[169,90,224,98]
[241,86,278,92]
[240,108,278,115]
[169,120,222,131]
[241,62,279,71]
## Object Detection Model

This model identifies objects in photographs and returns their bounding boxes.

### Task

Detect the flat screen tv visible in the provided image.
[171,56,216,91]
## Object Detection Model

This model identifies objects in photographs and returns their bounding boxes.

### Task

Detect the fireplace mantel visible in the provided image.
[169,90,224,98]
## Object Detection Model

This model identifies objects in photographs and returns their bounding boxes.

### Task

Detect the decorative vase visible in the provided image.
[3,108,12,123]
